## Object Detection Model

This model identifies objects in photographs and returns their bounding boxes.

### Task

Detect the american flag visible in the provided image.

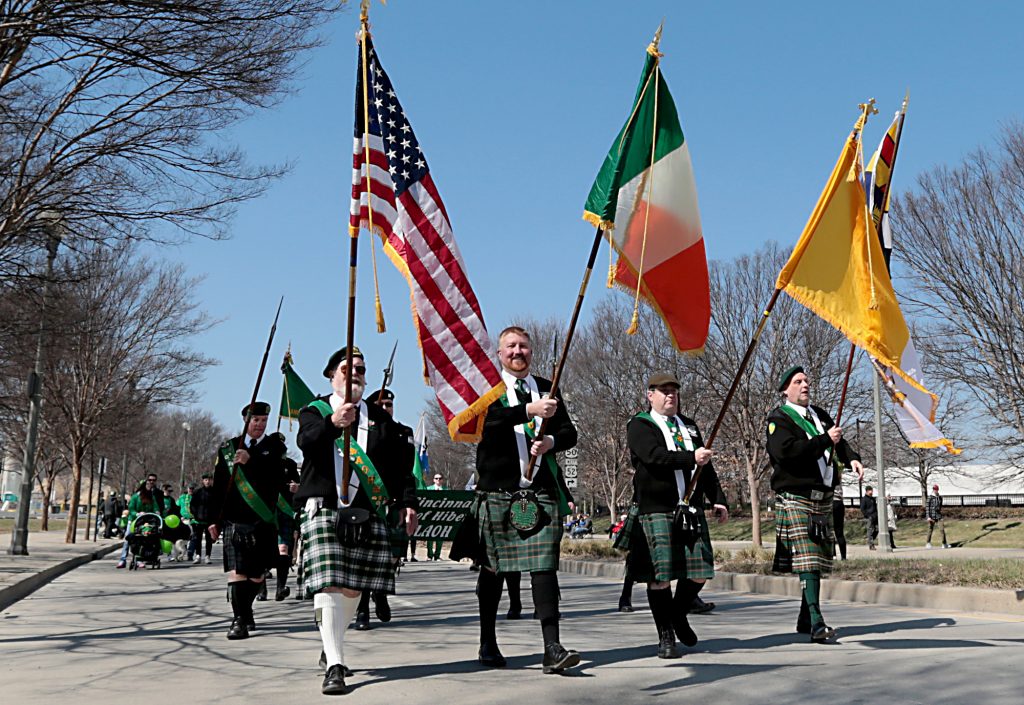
[349,35,502,441]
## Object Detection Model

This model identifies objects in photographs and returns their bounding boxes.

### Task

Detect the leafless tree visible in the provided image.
[0,0,345,276]
[893,122,1024,478]
[14,242,217,542]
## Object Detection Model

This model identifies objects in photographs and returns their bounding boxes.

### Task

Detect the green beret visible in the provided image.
[323,346,364,378]
[241,401,271,417]
[777,365,804,392]
[367,388,394,404]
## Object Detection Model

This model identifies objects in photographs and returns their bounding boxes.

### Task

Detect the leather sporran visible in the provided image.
[229,523,258,551]
[334,507,371,548]
[507,489,542,533]
[808,515,830,545]
[672,503,699,548]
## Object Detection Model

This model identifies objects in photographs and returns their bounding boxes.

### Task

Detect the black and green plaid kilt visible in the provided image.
[221,520,278,577]
[276,511,296,551]
[300,506,396,595]
[386,505,410,560]
[478,491,562,573]
[773,491,834,574]
[627,509,714,583]
[612,504,639,550]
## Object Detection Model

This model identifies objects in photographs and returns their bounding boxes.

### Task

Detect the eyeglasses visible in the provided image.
[381,401,393,407]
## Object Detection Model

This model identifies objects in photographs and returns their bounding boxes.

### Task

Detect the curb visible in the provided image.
[0,543,121,612]
[560,558,1024,618]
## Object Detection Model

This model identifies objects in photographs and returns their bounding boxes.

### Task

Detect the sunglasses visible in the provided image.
[341,365,367,375]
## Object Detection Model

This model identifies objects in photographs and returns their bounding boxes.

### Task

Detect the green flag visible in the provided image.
[280,352,315,419]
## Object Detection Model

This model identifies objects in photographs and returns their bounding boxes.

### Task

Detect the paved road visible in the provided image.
[1,549,1021,705]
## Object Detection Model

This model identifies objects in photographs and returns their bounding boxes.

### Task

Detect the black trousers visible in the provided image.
[189,523,214,556]
[832,500,847,559]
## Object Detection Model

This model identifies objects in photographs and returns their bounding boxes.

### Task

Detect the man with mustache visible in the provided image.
[294,346,418,695]
[767,366,864,643]
[452,326,580,674]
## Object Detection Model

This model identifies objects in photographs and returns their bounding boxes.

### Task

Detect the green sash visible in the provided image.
[778,405,836,468]
[500,391,571,517]
[637,412,695,451]
[219,441,277,524]
[309,399,391,521]
[277,494,295,519]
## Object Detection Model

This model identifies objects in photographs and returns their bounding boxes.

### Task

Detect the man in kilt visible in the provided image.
[209,401,290,640]
[623,372,729,659]
[271,454,300,601]
[767,366,863,643]
[295,346,418,695]
[450,326,579,674]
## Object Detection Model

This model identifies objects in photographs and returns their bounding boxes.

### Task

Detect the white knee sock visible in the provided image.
[315,593,360,667]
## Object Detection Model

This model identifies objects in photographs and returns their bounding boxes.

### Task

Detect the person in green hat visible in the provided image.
[623,372,729,659]
[766,365,864,643]
[209,400,290,641]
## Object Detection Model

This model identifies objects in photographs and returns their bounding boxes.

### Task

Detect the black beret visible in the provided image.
[323,346,364,378]
[777,365,804,392]
[367,388,394,404]
[242,401,271,417]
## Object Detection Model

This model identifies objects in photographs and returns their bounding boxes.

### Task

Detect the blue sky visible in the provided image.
[167,1,1024,440]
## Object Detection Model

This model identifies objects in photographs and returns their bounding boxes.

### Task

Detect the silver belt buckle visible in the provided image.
[810,490,824,501]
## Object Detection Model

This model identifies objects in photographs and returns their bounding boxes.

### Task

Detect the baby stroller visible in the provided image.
[128,512,164,570]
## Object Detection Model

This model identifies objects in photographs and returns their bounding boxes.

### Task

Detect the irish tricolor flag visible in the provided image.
[583,39,709,354]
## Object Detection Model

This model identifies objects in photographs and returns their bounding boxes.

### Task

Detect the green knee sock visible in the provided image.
[799,572,823,625]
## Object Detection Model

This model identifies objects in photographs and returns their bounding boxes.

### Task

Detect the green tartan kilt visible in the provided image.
[477,490,562,573]
[773,491,834,575]
[627,509,714,583]
[612,504,639,550]
[300,505,396,595]
[386,505,409,560]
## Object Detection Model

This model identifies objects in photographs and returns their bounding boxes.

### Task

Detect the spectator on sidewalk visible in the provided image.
[189,473,216,564]
[926,484,949,549]
[116,474,165,568]
[102,491,122,539]
[886,494,898,549]
[860,486,878,551]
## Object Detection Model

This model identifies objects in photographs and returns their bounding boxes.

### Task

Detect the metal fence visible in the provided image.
[841,494,1024,508]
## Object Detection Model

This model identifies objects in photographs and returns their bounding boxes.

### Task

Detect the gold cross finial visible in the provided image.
[858,98,879,116]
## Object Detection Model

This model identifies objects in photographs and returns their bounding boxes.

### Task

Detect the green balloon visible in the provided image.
[160,539,173,554]
[164,514,180,529]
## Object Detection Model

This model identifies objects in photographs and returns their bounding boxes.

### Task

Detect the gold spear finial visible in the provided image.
[647,19,665,57]
[901,88,910,113]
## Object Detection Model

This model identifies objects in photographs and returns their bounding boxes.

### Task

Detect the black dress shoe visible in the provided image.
[657,628,681,659]
[478,642,506,668]
[673,614,698,647]
[372,592,392,623]
[256,582,268,601]
[810,623,837,643]
[227,617,249,640]
[275,586,291,601]
[618,601,634,613]
[506,606,522,620]
[318,652,353,677]
[542,642,581,674]
[322,664,348,695]
[354,610,371,631]
[690,596,716,614]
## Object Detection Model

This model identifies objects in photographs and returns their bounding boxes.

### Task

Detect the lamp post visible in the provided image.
[9,213,63,555]
[178,421,192,493]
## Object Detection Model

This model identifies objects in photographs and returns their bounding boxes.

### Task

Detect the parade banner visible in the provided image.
[411,489,474,541]
[279,351,315,420]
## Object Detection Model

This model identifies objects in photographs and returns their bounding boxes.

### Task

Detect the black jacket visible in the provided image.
[190,485,216,523]
[475,375,576,498]
[627,412,727,514]
[860,494,878,522]
[213,433,289,525]
[766,404,860,495]
[294,395,417,511]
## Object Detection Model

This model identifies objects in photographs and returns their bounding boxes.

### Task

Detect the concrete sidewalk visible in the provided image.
[0,528,121,612]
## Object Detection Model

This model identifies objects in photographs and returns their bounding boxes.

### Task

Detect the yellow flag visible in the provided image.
[776,118,929,397]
